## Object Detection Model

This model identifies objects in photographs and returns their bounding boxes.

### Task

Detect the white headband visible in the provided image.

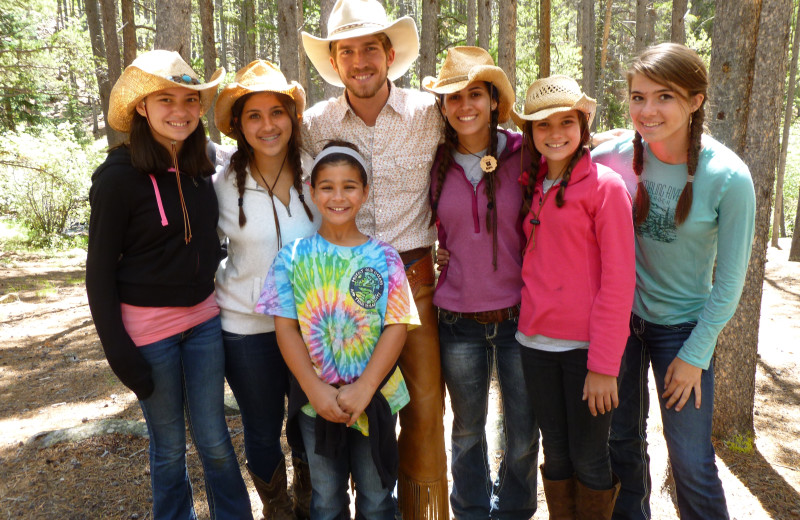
[311,146,369,174]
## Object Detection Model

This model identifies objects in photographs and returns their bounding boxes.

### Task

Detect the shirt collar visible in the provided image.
[334,80,402,122]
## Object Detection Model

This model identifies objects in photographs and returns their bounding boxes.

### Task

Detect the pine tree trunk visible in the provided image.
[635,0,647,52]
[419,0,439,86]
[712,0,792,440]
[774,0,800,247]
[98,0,126,146]
[478,0,491,51]
[539,0,550,78]
[318,0,342,99]
[466,0,476,46]
[155,0,191,60]
[579,0,596,107]
[243,0,256,64]
[120,0,136,66]
[671,0,688,44]
[497,0,516,99]
[217,0,227,69]
[277,0,300,81]
[790,191,800,260]
[199,0,220,143]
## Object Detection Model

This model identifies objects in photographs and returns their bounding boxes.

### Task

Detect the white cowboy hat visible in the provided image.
[511,75,597,130]
[108,49,224,132]
[301,0,419,87]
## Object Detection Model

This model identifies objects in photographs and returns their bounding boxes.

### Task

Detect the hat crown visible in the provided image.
[436,46,495,84]
[328,0,389,37]
[130,49,198,82]
[234,60,291,89]
[524,75,584,113]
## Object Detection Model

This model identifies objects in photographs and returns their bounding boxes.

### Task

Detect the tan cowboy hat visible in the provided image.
[214,60,306,137]
[108,49,224,132]
[422,46,515,124]
[301,0,419,87]
[511,75,596,130]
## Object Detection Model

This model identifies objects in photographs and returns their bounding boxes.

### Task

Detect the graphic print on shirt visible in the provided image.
[350,267,384,309]
[638,179,681,243]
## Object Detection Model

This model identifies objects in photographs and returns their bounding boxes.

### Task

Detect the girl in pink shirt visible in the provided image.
[513,75,635,519]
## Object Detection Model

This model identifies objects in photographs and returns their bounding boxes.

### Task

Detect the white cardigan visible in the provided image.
[213,148,320,334]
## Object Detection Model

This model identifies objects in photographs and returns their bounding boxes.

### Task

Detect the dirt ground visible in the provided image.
[0,239,798,519]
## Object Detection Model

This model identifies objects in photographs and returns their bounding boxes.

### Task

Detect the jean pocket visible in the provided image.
[438,309,459,326]
[662,321,697,332]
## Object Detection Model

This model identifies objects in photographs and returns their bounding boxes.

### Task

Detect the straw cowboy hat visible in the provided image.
[108,49,224,133]
[214,60,306,137]
[422,46,516,124]
[511,75,596,129]
[301,0,419,87]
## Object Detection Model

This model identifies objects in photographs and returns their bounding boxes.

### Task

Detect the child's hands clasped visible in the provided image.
[582,371,619,417]
[308,381,350,424]
[336,380,374,427]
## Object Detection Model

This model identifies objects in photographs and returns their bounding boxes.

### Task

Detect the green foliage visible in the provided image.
[0,125,104,240]
[780,120,800,235]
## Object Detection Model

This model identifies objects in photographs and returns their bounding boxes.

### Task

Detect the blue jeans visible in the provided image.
[610,314,728,520]
[438,312,539,520]
[138,315,252,520]
[298,412,396,520]
[519,347,614,490]
[223,330,292,482]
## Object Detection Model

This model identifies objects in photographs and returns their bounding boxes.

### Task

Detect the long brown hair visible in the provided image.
[127,112,214,177]
[227,91,313,227]
[628,43,708,227]
[520,111,591,216]
[430,82,502,269]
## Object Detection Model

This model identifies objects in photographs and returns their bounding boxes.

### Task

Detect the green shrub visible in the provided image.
[0,125,105,239]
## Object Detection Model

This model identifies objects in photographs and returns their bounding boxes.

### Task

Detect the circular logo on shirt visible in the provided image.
[349,267,384,309]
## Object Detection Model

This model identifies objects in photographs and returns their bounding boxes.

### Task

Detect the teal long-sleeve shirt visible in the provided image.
[592,134,756,369]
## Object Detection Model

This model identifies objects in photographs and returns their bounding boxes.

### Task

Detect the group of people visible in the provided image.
[85,0,756,519]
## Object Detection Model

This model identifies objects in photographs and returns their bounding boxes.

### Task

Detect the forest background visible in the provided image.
[0,0,799,483]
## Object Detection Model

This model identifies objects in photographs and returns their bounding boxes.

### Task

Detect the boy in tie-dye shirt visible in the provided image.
[255,141,419,520]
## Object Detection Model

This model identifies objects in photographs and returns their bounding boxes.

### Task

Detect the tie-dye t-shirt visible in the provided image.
[255,233,419,434]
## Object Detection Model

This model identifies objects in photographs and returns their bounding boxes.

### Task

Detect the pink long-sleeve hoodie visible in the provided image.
[518,151,635,376]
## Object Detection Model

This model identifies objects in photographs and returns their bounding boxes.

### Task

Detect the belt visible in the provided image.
[442,305,520,324]
[399,246,432,265]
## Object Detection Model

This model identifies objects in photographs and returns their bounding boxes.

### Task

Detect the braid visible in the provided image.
[230,136,252,227]
[554,116,591,208]
[288,116,314,221]
[482,87,500,270]
[632,131,651,227]
[520,122,542,217]
[674,103,704,225]
[430,115,458,226]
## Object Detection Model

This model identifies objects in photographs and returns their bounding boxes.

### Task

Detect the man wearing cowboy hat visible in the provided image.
[301,1,448,519]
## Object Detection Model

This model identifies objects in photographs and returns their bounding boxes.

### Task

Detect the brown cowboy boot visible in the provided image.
[291,456,312,520]
[541,465,577,520]
[248,460,296,520]
[575,474,621,520]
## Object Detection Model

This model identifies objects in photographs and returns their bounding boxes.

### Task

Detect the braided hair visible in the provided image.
[628,43,708,227]
[227,92,314,227]
[431,82,502,269]
[520,111,591,215]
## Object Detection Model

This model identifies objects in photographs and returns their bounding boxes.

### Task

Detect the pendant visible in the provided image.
[480,155,498,173]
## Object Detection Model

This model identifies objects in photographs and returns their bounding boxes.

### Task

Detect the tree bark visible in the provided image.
[774,0,800,247]
[579,0,596,108]
[217,0,227,70]
[596,0,613,128]
[277,0,300,81]
[297,0,309,99]
[466,0,476,46]
[497,0,516,98]
[243,0,256,64]
[478,0,491,51]
[319,0,343,99]
[712,0,792,439]
[539,0,550,78]
[671,0,688,44]
[98,0,126,146]
[790,190,800,260]
[120,0,136,66]
[635,0,647,52]
[198,0,220,143]
[419,0,439,86]
[155,0,191,61]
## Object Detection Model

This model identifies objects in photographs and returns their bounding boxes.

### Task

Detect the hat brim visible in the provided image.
[423,65,516,124]
[511,95,597,130]
[301,16,419,87]
[109,66,225,133]
[214,81,306,137]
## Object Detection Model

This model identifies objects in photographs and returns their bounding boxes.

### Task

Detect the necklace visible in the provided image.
[524,173,565,253]
[458,142,497,173]
[252,152,289,248]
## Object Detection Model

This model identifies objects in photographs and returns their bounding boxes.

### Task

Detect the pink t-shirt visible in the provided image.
[121,293,220,347]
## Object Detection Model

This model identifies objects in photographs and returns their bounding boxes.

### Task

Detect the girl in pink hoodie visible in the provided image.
[513,75,635,519]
